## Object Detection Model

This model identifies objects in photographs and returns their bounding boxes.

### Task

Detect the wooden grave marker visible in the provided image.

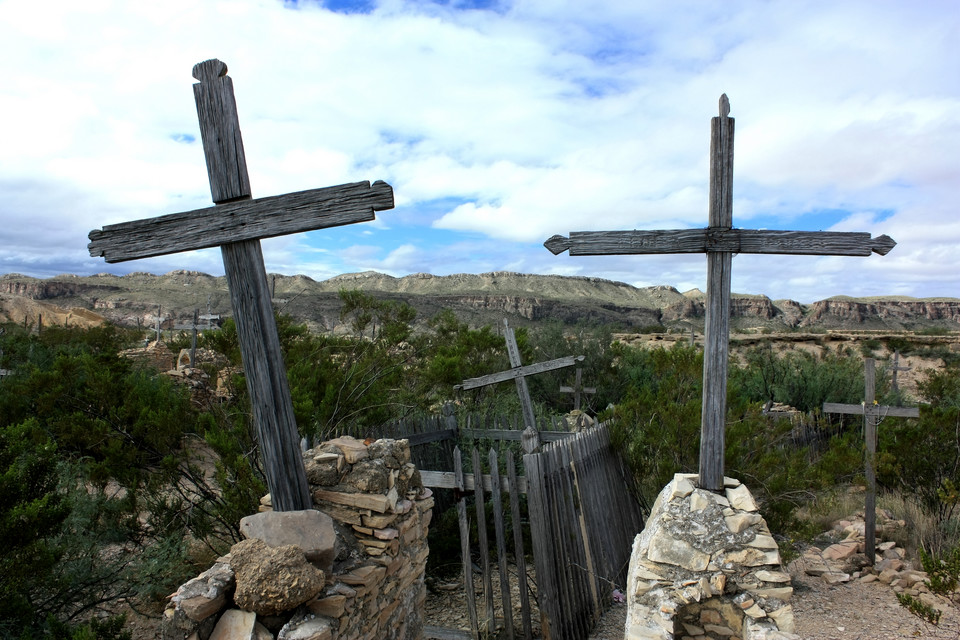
[890,350,910,396]
[559,366,596,411]
[823,357,920,563]
[89,59,395,511]
[456,319,584,452]
[546,94,896,492]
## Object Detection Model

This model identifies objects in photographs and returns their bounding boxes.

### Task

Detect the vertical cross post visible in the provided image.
[191,59,312,512]
[700,95,734,492]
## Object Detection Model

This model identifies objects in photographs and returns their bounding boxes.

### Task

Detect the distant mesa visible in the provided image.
[1,270,958,335]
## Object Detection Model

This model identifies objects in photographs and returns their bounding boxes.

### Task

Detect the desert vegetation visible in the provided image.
[1,290,959,637]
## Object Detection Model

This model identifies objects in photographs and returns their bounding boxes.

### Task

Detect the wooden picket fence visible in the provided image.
[524,425,646,640]
[400,416,644,640]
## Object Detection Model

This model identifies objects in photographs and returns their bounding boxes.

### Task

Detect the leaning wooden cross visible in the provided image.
[456,319,583,452]
[88,59,394,511]
[545,95,896,492]
[823,357,920,563]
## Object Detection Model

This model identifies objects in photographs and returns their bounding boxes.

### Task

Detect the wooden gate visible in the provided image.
[416,421,645,640]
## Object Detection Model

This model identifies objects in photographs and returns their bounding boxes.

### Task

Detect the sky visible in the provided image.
[1,0,958,303]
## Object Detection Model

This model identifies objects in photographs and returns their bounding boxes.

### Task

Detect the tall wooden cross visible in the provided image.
[88,59,394,511]
[823,357,920,563]
[456,319,583,449]
[545,95,897,492]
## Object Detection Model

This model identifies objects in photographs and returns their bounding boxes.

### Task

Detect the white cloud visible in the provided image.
[0,0,956,302]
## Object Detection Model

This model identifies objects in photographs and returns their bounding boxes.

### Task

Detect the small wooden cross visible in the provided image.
[559,367,596,411]
[823,358,920,563]
[456,319,583,450]
[546,95,896,492]
[89,59,394,511]
[890,350,911,396]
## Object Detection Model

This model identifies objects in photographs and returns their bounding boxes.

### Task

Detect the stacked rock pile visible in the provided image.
[162,436,433,640]
[625,473,798,640]
[798,509,946,614]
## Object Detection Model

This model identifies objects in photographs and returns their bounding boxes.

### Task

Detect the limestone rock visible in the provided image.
[239,510,337,573]
[231,538,325,616]
[725,484,758,512]
[278,615,334,640]
[367,438,411,469]
[209,609,256,640]
[343,458,390,493]
[321,436,369,464]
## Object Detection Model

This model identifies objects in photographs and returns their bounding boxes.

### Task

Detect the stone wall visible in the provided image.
[162,436,433,640]
[625,474,798,640]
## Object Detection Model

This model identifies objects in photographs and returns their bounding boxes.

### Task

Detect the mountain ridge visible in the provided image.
[1,270,957,334]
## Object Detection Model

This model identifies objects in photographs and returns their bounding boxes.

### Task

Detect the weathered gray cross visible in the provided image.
[456,319,583,451]
[890,350,911,396]
[560,367,596,411]
[89,59,394,511]
[546,95,896,492]
[823,357,920,563]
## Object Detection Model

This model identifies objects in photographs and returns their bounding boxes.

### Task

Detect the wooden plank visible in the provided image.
[507,451,533,640]
[424,626,473,640]
[461,428,573,443]
[420,470,528,494]
[699,101,734,493]
[88,180,394,263]
[193,64,313,514]
[864,358,878,565]
[405,428,459,446]
[543,228,896,257]
[191,59,251,204]
[457,355,584,390]
[504,321,537,432]
[473,448,495,632]
[489,449,515,639]
[454,447,479,639]
[822,403,920,418]
[570,434,602,624]
[523,451,554,640]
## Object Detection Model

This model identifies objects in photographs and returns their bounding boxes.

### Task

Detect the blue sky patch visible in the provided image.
[169,133,196,144]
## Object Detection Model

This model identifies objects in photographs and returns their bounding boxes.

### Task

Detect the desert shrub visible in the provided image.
[732,345,864,412]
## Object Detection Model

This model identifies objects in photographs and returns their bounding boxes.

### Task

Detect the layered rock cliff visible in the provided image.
[1,271,956,333]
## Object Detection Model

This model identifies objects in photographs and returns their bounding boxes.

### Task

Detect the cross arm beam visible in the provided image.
[822,402,920,419]
[456,355,584,391]
[88,180,394,263]
[545,229,896,257]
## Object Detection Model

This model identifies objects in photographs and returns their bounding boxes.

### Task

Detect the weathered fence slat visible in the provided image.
[454,447,479,639]
[472,448,495,632]
[523,423,646,640]
[488,448,515,639]
[507,450,533,640]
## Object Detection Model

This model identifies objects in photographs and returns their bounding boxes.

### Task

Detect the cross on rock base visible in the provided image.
[546,95,896,492]
[89,60,395,511]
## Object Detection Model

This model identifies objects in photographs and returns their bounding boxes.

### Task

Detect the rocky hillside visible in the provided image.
[1,270,958,334]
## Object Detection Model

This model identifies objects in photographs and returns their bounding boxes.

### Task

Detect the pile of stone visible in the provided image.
[119,339,175,371]
[625,473,798,640]
[162,436,433,640]
[798,510,944,612]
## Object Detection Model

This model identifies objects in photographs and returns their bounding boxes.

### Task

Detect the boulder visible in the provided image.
[230,538,326,616]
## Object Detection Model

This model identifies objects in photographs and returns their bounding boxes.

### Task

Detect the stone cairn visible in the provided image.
[625,474,797,640]
[800,509,944,613]
[162,436,433,640]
